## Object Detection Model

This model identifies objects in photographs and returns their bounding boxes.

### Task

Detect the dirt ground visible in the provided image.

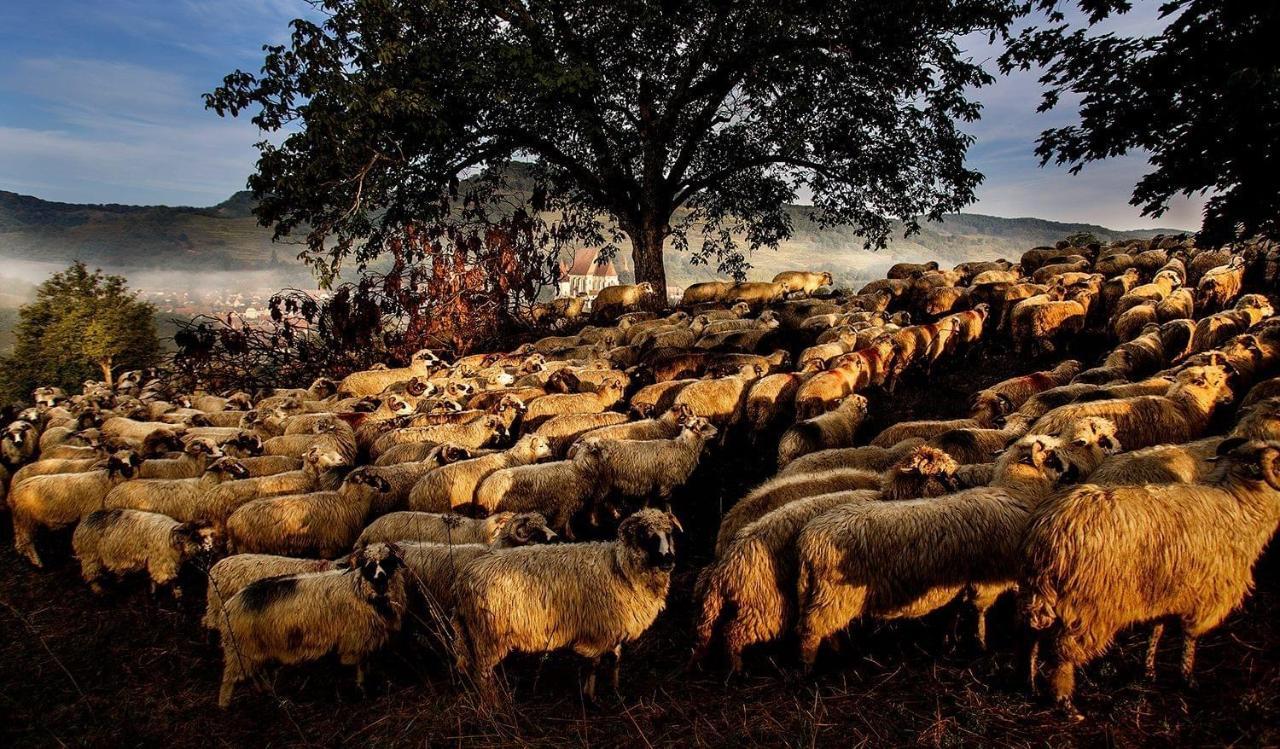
[2,343,1277,748]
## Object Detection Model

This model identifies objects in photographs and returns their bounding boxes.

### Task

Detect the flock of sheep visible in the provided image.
[2,236,1279,719]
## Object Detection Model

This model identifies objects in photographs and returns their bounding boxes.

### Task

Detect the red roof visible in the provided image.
[563,248,617,278]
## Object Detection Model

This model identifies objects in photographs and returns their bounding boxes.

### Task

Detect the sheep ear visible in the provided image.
[1215,436,1249,457]
[667,512,684,534]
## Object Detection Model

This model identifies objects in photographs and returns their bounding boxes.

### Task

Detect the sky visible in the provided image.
[0,1,1205,230]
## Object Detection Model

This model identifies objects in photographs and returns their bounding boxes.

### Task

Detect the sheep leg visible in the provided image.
[12,519,42,568]
[608,644,622,693]
[80,560,106,595]
[1046,635,1083,721]
[218,660,245,708]
[1144,622,1165,681]
[1179,632,1198,687]
[583,656,600,703]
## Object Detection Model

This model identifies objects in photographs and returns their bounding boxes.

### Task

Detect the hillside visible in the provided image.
[0,189,1184,285]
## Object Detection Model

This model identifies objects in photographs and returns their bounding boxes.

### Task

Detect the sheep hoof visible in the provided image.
[1055,698,1084,723]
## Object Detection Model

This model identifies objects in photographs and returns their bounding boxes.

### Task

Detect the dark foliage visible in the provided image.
[207,0,1021,291]
[1004,1,1280,244]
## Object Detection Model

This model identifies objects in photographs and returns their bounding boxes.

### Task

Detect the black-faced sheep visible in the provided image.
[73,509,220,596]
[216,543,409,707]
[453,509,678,701]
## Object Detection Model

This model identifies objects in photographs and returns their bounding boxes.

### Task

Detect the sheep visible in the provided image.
[237,454,304,477]
[1011,292,1090,355]
[216,543,409,707]
[1030,365,1233,451]
[714,471,882,558]
[582,417,719,509]
[575,404,693,445]
[887,261,940,279]
[970,269,1020,286]
[593,282,658,322]
[337,349,444,397]
[406,434,552,513]
[1006,376,1176,430]
[969,360,1083,427]
[919,286,968,318]
[1020,439,1280,718]
[2,420,39,467]
[453,509,678,701]
[723,281,788,308]
[1242,376,1280,410]
[743,372,808,436]
[670,372,761,430]
[197,446,350,526]
[1093,252,1133,278]
[793,354,869,419]
[1100,268,1142,314]
[1196,256,1246,312]
[356,510,552,548]
[104,454,253,528]
[392,515,558,627]
[1186,247,1235,285]
[1187,294,1275,355]
[695,490,879,672]
[629,379,698,417]
[533,411,630,455]
[136,437,222,479]
[100,417,186,455]
[1155,287,1195,322]
[478,448,605,536]
[9,454,107,487]
[777,438,927,478]
[772,271,833,295]
[203,554,345,632]
[368,414,507,462]
[1115,269,1181,316]
[680,281,733,306]
[794,434,1073,665]
[869,418,983,449]
[776,395,870,468]
[520,380,624,432]
[1031,257,1091,285]
[224,471,387,559]
[1112,303,1158,343]
[10,451,143,567]
[72,509,220,597]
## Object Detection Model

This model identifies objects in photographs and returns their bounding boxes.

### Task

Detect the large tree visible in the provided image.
[208,0,1019,294]
[1004,1,1280,244]
[0,262,160,400]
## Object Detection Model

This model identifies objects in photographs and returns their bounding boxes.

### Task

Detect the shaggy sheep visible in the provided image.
[73,509,220,596]
[723,281,788,308]
[1196,256,1247,312]
[337,349,444,398]
[453,509,678,701]
[714,471,883,558]
[1155,287,1195,322]
[970,360,1083,427]
[576,404,693,445]
[478,448,605,536]
[1020,439,1280,717]
[680,281,733,306]
[671,372,762,430]
[870,418,983,449]
[582,417,719,509]
[593,283,658,322]
[629,379,698,417]
[1011,291,1091,355]
[216,543,409,707]
[521,380,625,432]
[103,456,251,521]
[794,434,1073,665]
[776,395,870,468]
[197,447,350,526]
[2,420,39,467]
[695,491,879,671]
[136,437,222,479]
[1187,294,1275,355]
[368,414,507,462]
[533,411,630,455]
[1030,365,1233,451]
[744,373,809,435]
[772,271,833,296]
[10,450,142,566]
[356,510,553,548]
[1112,303,1158,343]
[777,438,927,478]
[203,553,344,632]
[407,435,552,513]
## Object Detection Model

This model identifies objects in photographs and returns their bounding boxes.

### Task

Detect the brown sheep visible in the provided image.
[671,372,762,429]
[723,281,788,307]
[887,260,939,279]
[777,395,870,468]
[772,271,834,295]
[533,411,630,455]
[1112,303,1158,343]
[714,469,882,558]
[777,438,927,478]
[479,448,605,536]
[73,509,220,596]
[870,418,983,449]
[1020,439,1280,718]
[970,360,1083,427]
[680,281,733,306]
[583,418,719,508]
[407,435,553,513]
[1187,294,1275,356]
[453,509,678,702]
[744,372,809,435]
[593,283,659,322]
[1155,287,1195,322]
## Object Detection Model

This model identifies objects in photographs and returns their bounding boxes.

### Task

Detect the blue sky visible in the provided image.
[0,1,1205,230]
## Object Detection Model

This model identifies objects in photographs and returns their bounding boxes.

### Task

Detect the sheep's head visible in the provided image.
[105,450,142,480]
[682,416,719,443]
[222,431,264,458]
[351,542,404,593]
[1236,294,1275,317]
[404,377,431,398]
[840,394,870,421]
[637,282,657,296]
[185,437,222,458]
[411,349,443,368]
[345,467,392,493]
[1176,363,1234,405]
[142,428,183,458]
[225,392,254,411]
[309,377,339,400]
[618,508,680,571]
[431,443,473,466]
[729,302,752,318]
[887,446,961,498]
[1210,438,1280,490]
[305,446,350,473]
[385,395,415,417]
[997,434,1068,484]
[445,381,476,399]
[520,353,548,374]
[207,456,250,480]
[970,391,1015,427]
[517,434,553,462]
[821,271,834,286]
[500,512,557,546]
[493,395,528,417]
[170,520,222,560]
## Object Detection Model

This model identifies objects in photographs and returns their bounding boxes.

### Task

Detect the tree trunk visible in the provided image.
[628,214,670,310]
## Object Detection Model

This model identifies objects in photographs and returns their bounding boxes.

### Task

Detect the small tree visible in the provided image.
[0,262,160,400]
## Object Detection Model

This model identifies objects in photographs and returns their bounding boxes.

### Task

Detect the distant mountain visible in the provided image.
[0,189,1187,286]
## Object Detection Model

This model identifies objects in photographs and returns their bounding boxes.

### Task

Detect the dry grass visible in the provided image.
[2,342,1277,748]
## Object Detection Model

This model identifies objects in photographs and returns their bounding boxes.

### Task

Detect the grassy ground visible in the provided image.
[2,343,1277,748]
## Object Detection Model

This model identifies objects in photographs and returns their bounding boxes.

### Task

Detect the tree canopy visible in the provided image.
[0,262,160,401]
[208,0,1020,294]
[1003,1,1280,244]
